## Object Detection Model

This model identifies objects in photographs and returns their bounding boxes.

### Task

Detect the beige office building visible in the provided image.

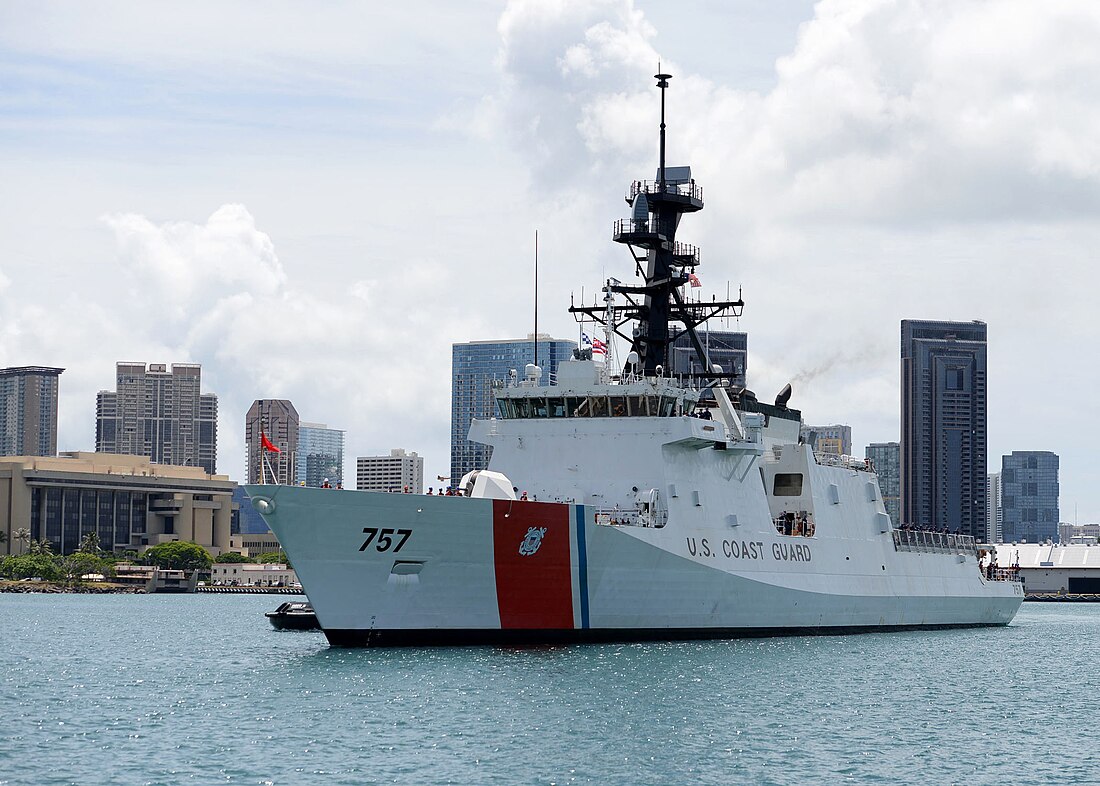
[228,532,283,557]
[0,452,234,556]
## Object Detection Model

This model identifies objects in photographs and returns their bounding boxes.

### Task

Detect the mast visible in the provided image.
[533,229,538,372]
[569,71,745,383]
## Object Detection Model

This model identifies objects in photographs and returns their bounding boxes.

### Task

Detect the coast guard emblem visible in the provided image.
[519,527,547,556]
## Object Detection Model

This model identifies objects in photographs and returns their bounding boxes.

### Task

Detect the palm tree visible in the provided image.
[13,528,31,555]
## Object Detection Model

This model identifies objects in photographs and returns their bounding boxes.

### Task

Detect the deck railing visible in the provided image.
[892,529,977,555]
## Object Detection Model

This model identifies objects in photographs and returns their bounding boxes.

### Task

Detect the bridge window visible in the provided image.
[773,473,804,497]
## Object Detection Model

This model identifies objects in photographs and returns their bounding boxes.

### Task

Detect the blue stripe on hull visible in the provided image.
[575,504,589,629]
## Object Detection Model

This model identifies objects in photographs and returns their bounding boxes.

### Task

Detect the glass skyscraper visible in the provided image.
[865,442,900,526]
[1000,451,1059,544]
[297,422,345,488]
[450,334,576,483]
[901,320,987,537]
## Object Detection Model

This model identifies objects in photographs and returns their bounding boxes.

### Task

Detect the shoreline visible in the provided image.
[0,580,144,594]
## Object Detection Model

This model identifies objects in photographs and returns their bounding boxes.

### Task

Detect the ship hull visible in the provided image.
[244,486,1022,647]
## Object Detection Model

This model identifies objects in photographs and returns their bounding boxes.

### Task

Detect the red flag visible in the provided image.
[688,272,702,288]
[261,431,281,453]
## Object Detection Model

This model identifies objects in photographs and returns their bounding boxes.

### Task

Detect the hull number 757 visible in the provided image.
[360,527,412,553]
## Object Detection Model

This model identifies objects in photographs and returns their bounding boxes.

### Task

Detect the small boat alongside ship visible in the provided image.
[265,601,320,630]
[246,72,1023,647]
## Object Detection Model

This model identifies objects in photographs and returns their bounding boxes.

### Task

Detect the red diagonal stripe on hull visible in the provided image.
[493,500,574,630]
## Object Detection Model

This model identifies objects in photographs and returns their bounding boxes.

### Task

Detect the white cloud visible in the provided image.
[4,0,1100,520]
[479,0,1100,520]
[101,205,286,322]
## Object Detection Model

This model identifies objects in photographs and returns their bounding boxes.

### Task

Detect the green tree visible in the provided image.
[214,552,251,563]
[27,538,53,556]
[13,528,31,555]
[59,552,103,584]
[78,532,102,556]
[3,554,62,581]
[140,541,213,572]
[255,551,291,568]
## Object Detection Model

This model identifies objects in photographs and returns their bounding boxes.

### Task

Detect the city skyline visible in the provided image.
[2,2,1099,520]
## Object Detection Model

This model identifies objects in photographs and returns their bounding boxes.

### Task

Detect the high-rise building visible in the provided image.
[297,422,345,488]
[866,442,900,526]
[357,449,424,493]
[245,400,298,485]
[96,363,218,473]
[0,366,64,457]
[1000,451,1059,544]
[801,424,852,456]
[451,334,576,483]
[669,330,747,387]
[988,472,1002,543]
[901,320,987,537]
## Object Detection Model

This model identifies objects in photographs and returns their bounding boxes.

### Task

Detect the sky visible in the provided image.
[2,0,1099,522]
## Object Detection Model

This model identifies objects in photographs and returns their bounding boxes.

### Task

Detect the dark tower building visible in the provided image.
[901,320,987,538]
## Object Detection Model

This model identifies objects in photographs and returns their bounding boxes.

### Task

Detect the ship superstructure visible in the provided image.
[245,74,1022,646]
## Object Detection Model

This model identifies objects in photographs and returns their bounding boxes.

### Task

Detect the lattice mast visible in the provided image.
[570,71,745,382]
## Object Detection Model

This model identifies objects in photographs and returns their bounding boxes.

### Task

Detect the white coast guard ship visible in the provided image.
[246,73,1022,646]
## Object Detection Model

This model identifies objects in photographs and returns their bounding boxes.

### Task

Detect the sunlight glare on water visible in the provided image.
[1,594,1096,785]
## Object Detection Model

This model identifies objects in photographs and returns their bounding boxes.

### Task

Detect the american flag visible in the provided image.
[688,272,702,288]
[582,332,608,355]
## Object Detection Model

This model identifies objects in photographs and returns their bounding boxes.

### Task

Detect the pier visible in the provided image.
[197,585,304,595]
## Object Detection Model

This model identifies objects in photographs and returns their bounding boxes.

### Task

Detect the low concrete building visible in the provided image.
[211,562,297,587]
[0,452,235,556]
[992,543,1100,594]
[228,532,282,558]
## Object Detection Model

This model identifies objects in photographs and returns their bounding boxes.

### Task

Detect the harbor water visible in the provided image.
[1,594,1096,785]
